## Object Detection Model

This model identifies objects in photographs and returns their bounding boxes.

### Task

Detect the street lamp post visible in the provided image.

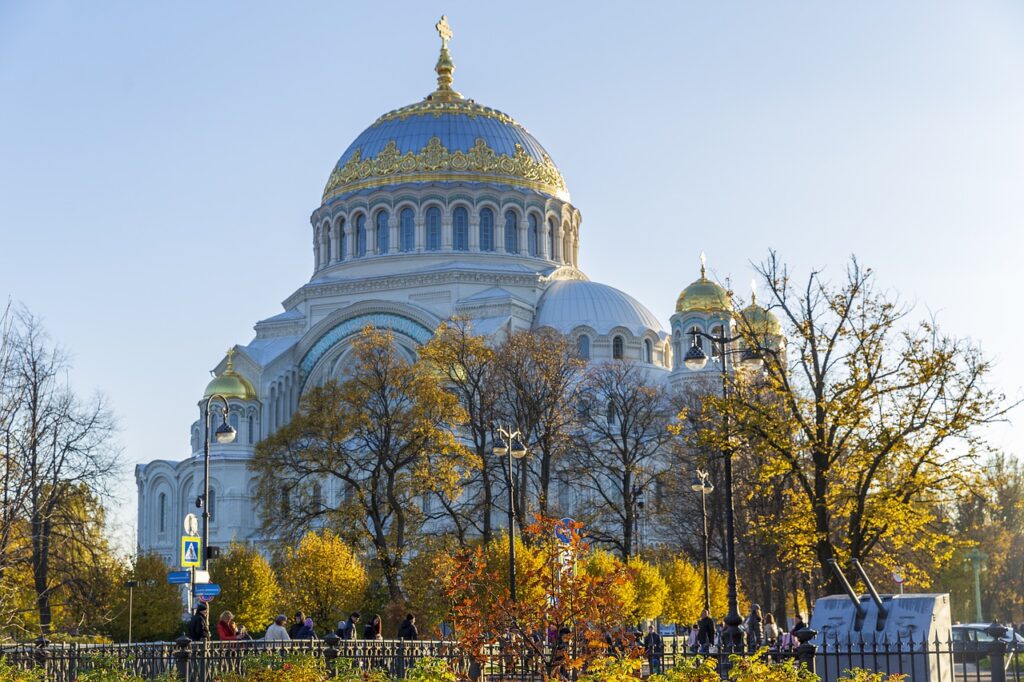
[691,469,714,612]
[199,394,237,572]
[493,426,528,602]
[684,328,763,651]
[965,548,987,622]
[124,580,138,644]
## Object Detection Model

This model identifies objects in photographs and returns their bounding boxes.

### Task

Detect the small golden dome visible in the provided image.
[740,300,782,336]
[203,349,257,401]
[675,256,733,314]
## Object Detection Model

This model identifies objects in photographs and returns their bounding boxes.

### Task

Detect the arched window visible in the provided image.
[673,330,681,369]
[528,214,540,256]
[336,218,345,261]
[479,208,494,251]
[228,411,239,436]
[375,210,389,254]
[322,222,331,265]
[689,325,703,355]
[400,208,415,252]
[644,339,653,364]
[612,335,624,360]
[548,218,557,259]
[207,487,216,523]
[577,335,590,360]
[563,232,571,265]
[607,401,617,425]
[247,415,255,444]
[158,492,166,533]
[453,206,469,251]
[356,214,367,257]
[426,207,441,251]
[504,210,518,254]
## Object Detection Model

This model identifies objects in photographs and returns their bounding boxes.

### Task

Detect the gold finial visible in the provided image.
[431,15,461,101]
[225,347,236,372]
[436,15,452,49]
[750,278,757,305]
[699,251,707,279]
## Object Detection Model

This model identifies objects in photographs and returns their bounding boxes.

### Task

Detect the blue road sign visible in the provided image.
[193,583,221,598]
[554,517,575,544]
[167,571,191,585]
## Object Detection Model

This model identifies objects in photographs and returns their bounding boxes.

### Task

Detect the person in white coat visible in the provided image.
[264,614,291,641]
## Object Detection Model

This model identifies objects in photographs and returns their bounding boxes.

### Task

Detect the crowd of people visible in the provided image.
[677,605,808,655]
[185,604,420,643]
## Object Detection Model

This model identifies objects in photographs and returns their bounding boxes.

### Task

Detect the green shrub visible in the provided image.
[406,656,457,682]
[0,656,46,682]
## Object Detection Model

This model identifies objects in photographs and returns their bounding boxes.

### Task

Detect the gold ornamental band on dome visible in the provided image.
[322,136,570,203]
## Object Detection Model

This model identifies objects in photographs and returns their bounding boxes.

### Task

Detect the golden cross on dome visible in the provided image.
[225,347,236,371]
[699,251,707,279]
[436,15,452,49]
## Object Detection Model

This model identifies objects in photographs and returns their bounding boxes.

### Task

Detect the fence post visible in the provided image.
[795,627,818,675]
[324,633,340,676]
[173,636,192,682]
[985,624,1008,682]
[32,637,48,673]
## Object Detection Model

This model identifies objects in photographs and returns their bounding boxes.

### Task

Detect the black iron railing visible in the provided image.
[0,631,1020,681]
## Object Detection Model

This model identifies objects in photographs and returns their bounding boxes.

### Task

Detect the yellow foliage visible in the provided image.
[276,530,368,632]
[627,556,667,622]
[214,541,280,636]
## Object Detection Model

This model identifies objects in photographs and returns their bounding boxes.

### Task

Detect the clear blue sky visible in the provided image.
[2,2,1022,544]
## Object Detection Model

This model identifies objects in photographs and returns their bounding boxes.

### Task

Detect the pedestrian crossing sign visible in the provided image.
[181,536,201,568]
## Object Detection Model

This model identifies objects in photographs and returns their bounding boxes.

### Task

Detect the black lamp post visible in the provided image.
[691,468,714,612]
[493,426,528,602]
[199,394,236,571]
[684,328,762,651]
[124,580,139,644]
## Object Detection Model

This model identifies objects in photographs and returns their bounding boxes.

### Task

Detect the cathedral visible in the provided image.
[135,18,781,562]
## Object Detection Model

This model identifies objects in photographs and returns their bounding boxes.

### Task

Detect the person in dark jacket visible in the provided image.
[696,609,715,653]
[294,617,316,640]
[790,613,807,636]
[746,604,764,651]
[363,614,383,640]
[336,612,360,640]
[288,611,306,640]
[188,602,211,641]
[643,626,663,674]
[397,613,419,640]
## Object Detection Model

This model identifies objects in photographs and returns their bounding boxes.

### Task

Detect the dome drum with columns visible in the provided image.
[135,18,783,561]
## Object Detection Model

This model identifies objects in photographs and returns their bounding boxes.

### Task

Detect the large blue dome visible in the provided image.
[322,98,569,204]
[322,35,570,207]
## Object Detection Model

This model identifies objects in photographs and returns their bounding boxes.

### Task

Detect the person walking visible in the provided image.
[187,602,211,641]
[398,613,419,640]
[336,612,361,640]
[264,614,291,641]
[643,625,663,675]
[763,613,780,648]
[216,611,246,641]
[790,613,806,636]
[696,609,715,654]
[364,614,383,640]
[746,604,764,651]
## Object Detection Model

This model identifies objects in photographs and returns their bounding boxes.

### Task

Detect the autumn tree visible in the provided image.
[0,308,120,634]
[936,452,1024,622]
[711,253,1011,593]
[441,516,635,674]
[107,554,184,642]
[659,555,730,625]
[276,530,368,631]
[493,331,584,525]
[251,327,468,603]
[215,541,280,635]
[418,318,496,543]
[571,361,672,558]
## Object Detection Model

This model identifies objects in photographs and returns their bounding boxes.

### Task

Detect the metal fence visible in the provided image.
[1,632,1021,681]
